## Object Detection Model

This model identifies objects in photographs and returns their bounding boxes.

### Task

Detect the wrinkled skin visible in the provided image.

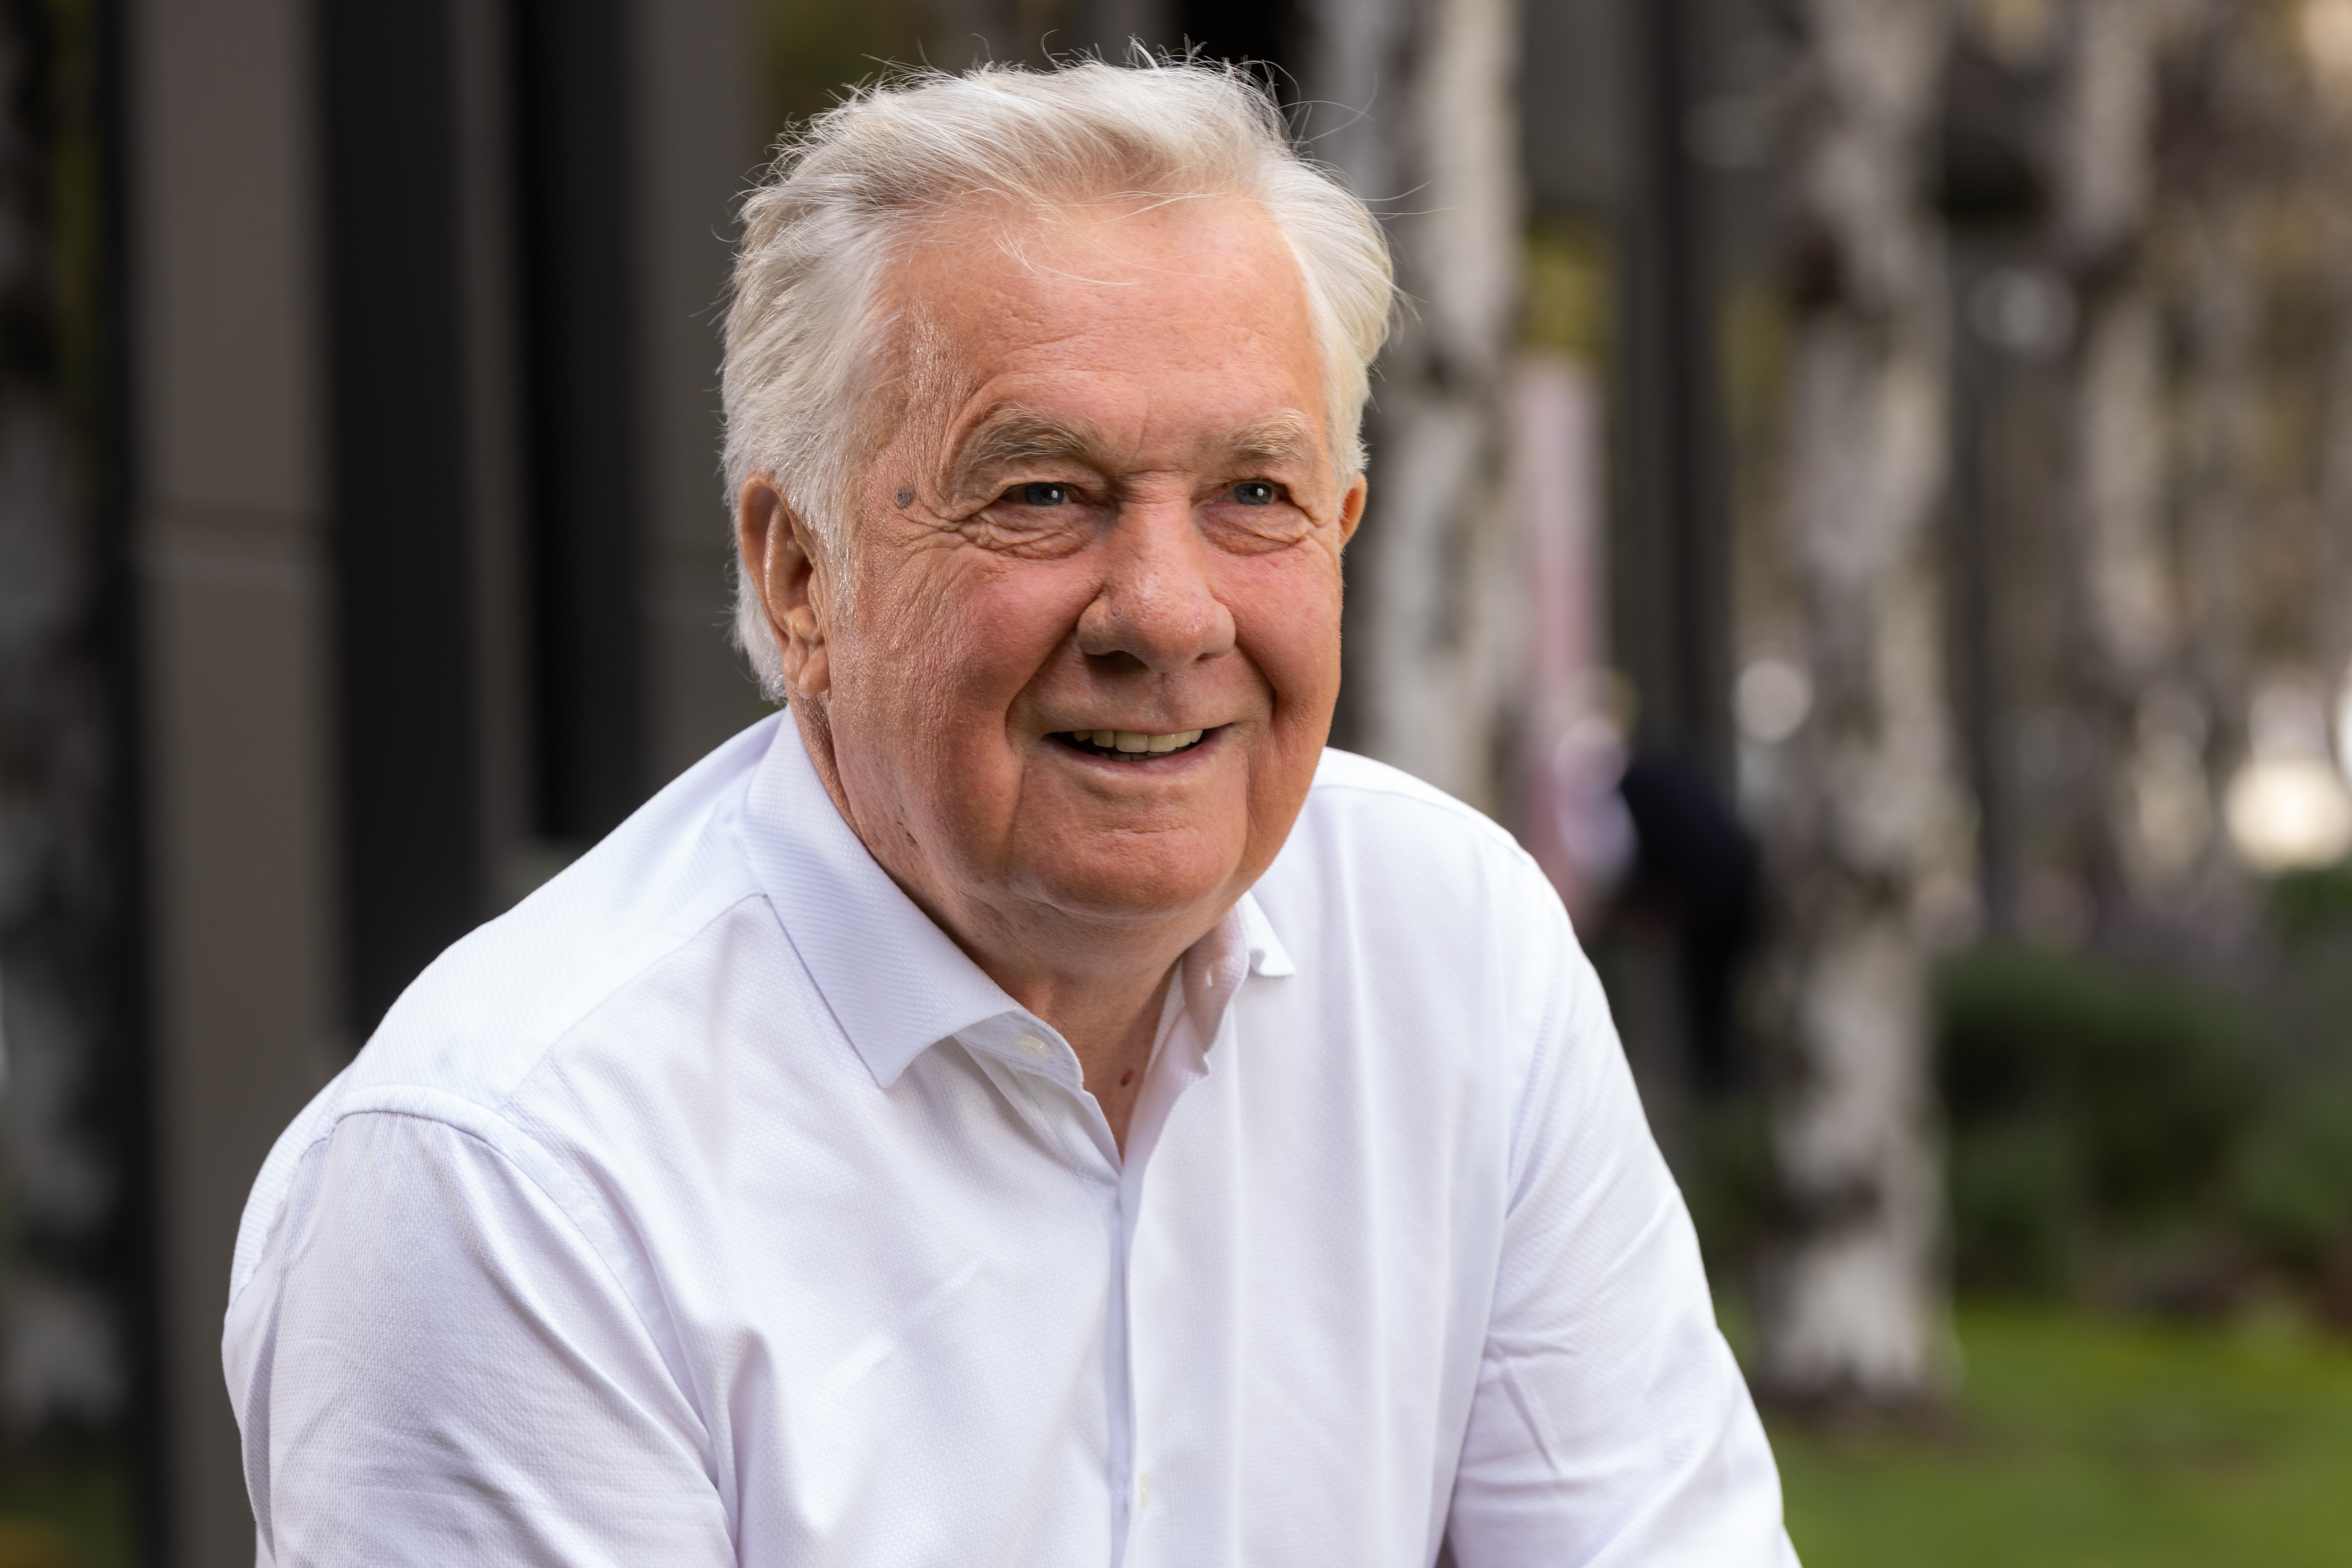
[738,198,1364,1147]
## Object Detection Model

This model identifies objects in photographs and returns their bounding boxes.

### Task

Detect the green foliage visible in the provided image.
[1934,945,2265,1295]
[2231,1076,2352,1274]
[1943,1117,2077,1295]
[1929,926,2352,1315]
[2267,862,2352,946]
[1774,1306,2352,1567]
[1671,1093,1777,1280]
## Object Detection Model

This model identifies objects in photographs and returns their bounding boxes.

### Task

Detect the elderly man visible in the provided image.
[224,60,1794,1566]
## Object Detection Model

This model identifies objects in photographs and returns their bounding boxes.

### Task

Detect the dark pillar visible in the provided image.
[516,0,647,844]
[319,0,489,1031]
[1616,0,1732,784]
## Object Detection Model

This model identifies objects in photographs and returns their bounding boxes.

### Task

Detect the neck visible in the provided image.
[930,882,1204,1158]
[794,704,1212,1152]
[997,957,1178,1154]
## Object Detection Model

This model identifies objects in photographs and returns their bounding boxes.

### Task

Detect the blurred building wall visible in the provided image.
[126,2,761,1561]
[132,2,336,1557]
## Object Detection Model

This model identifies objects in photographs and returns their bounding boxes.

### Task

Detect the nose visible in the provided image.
[1074,495,1236,674]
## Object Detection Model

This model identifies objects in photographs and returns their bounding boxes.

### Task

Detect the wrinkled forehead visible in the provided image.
[868,194,1327,451]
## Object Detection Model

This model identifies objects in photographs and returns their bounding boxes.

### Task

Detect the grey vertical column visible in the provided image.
[632,0,769,781]
[130,0,341,1561]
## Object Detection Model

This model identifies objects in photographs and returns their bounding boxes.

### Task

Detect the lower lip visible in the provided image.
[1050,728,1220,767]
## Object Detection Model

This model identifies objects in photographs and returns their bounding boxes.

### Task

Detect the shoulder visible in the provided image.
[1302,747,1532,857]
[1285,751,1622,1175]
[230,717,790,1303]
[1253,748,1577,1002]
[1280,747,1552,907]
[351,715,784,1105]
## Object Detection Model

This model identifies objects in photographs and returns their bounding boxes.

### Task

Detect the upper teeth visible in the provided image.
[1077,728,1204,754]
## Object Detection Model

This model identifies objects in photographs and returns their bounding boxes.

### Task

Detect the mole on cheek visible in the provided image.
[896,488,915,508]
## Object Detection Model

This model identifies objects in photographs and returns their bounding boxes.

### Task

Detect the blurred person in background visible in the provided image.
[1615,747,1762,1096]
[217,60,1793,1566]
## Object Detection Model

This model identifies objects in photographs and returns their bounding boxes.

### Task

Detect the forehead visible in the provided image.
[884,196,1327,450]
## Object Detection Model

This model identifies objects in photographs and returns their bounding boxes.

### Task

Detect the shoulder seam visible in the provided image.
[269,1101,704,1445]
[228,887,778,1315]
[487,888,777,1116]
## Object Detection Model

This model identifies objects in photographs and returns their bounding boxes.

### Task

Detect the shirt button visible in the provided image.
[1013,1033,1052,1060]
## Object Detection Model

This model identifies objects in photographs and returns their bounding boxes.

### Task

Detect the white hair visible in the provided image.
[720,56,1396,699]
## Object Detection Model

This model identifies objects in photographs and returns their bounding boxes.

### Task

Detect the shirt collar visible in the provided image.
[732,715,1296,1087]
[734,717,1018,1088]
[1230,883,1295,979]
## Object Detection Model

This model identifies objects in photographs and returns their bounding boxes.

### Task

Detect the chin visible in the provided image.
[1013,837,1239,928]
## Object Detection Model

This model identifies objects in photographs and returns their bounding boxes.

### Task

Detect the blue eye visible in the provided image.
[1232,481,1276,506]
[1017,482,1069,507]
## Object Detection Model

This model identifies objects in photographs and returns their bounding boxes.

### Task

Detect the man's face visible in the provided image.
[758,198,1362,950]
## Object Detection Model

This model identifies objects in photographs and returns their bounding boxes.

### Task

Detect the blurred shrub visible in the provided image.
[1943,1117,2076,1295]
[2229,1075,2352,1275]
[2267,863,2352,946]
[1934,945,2264,1298]
[1672,1092,1777,1283]
[1932,924,2352,1322]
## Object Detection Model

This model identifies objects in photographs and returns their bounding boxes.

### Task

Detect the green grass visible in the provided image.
[1774,1305,2352,1567]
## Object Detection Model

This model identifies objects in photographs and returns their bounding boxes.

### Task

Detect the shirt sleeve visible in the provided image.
[225,1108,733,1567]
[1443,894,1800,1567]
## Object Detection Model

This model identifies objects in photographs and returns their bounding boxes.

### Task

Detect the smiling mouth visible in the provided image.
[1054,727,1210,760]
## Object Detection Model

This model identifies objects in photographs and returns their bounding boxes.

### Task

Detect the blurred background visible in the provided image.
[3,0,2351,1562]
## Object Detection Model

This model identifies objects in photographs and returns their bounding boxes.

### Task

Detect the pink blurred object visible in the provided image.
[1507,353,1632,923]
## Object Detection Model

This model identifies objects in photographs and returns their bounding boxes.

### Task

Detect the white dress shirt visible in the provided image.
[224,714,1796,1567]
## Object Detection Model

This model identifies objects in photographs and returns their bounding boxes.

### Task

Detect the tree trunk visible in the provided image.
[2321,242,2352,726]
[1755,0,1962,1411]
[2053,0,2199,918]
[2181,185,2259,888]
[1303,0,1521,808]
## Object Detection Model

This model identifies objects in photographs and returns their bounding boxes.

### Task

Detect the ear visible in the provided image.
[737,474,832,697]
[1336,473,1368,549]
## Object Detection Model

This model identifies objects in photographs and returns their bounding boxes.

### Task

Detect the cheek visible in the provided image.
[1232,557,1345,722]
[829,557,1091,778]
[943,568,1099,697]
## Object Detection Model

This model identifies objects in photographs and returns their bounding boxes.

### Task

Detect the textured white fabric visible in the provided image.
[224,714,1796,1567]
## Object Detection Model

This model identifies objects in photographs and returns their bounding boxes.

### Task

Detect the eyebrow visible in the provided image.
[1225,412,1317,467]
[948,408,1320,499]
[951,412,1105,496]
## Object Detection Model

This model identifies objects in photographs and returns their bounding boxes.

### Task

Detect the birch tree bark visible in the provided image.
[1302,0,1522,808]
[2052,0,2199,917]
[1756,0,1962,1409]
[2161,6,2279,903]
[2181,188,2259,877]
[2320,218,2352,717]
[2312,6,2352,708]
